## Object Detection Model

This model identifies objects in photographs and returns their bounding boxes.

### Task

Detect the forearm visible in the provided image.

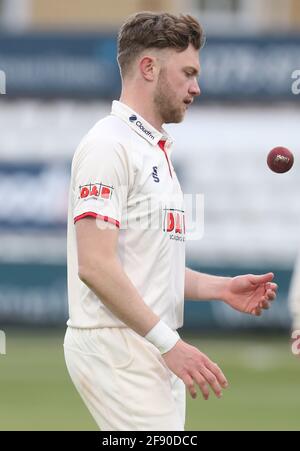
[79,257,159,336]
[185,267,230,301]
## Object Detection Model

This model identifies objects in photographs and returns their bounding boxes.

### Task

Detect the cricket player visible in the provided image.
[64,12,278,431]
[289,250,300,331]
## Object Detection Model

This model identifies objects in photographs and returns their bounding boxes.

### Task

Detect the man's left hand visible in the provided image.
[222,273,277,316]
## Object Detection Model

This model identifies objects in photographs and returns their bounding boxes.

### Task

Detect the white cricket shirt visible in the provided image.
[67,101,186,330]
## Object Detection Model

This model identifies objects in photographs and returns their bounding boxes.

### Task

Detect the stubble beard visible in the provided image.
[153,70,185,125]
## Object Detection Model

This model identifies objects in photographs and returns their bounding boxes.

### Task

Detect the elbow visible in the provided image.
[78,256,116,285]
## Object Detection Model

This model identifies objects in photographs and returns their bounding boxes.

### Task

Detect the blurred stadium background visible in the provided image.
[0,0,300,431]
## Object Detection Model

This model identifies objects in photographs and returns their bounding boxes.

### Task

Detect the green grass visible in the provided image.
[0,329,299,431]
[184,333,300,431]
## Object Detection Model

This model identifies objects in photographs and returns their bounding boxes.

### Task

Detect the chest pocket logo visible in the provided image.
[152,166,160,183]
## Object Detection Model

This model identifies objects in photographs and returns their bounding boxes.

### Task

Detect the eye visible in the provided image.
[184,70,199,81]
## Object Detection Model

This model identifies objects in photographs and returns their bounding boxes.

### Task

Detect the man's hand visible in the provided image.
[163,340,228,400]
[222,272,278,316]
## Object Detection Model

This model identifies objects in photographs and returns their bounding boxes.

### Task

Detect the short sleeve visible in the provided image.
[72,136,130,228]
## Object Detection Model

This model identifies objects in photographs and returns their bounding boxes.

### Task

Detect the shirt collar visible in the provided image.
[111,100,174,149]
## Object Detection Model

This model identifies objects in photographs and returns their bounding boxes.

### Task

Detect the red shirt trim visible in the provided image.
[158,140,172,178]
[74,212,120,228]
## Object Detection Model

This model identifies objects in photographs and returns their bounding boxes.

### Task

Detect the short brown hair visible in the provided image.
[117,12,205,77]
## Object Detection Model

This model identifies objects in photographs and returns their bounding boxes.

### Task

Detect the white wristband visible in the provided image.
[145,320,180,354]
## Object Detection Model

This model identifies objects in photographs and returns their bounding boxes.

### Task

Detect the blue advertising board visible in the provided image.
[0,162,69,230]
[0,33,300,100]
[0,162,293,328]
[0,261,292,328]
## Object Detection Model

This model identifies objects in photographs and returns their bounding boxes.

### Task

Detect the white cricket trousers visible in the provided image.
[63,327,186,431]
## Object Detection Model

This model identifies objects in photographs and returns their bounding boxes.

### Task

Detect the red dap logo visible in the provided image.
[163,209,185,235]
[79,183,113,200]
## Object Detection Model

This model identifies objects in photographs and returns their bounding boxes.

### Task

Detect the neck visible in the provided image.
[119,90,163,132]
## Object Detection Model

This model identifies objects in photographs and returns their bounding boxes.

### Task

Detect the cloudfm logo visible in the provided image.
[128,115,155,140]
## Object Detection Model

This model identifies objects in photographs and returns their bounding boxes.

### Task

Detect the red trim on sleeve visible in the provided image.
[74,212,120,228]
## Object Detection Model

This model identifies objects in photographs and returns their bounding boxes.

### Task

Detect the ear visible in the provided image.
[139,56,157,81]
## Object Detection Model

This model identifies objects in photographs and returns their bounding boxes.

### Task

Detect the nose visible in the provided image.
[189,79,201,97]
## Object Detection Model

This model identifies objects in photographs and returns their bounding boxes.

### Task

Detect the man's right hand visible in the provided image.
[163,339,229,400]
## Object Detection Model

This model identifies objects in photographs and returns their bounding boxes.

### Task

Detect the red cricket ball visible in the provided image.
[267,146,294,173]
